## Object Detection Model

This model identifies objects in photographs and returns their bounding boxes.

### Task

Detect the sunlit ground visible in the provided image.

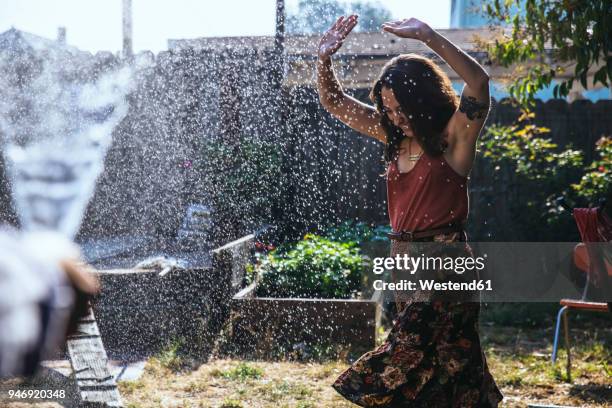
[2,317,610,407]
[117,322,611,408]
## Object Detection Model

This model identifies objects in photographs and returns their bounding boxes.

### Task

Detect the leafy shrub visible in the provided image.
[478,112,584,240]
[572,136,612,203]
[252,234,366,299]
[211,362,264,381]
[478,112,612,240]
[479,114,583,181]
[198,136,282,239]
[155,338,187,372]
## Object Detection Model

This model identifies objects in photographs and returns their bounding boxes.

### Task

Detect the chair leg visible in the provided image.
[552,306,567,363]
[563,309,572,382]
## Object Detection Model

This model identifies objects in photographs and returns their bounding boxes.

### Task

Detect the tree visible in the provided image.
[476,1,612,236]
[483,0,611,108]
[286,0,392,34]
[349,1,393,32]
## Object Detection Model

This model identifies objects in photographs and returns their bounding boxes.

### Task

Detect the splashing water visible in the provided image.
[0,61,132,239]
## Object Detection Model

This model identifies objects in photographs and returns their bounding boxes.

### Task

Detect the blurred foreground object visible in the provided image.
[0,228,99,377]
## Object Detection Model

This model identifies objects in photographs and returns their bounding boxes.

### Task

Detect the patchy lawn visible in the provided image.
[1,316,610,407]
[119,358,354,408]
[482,325,611,407]
[115,320,610,408]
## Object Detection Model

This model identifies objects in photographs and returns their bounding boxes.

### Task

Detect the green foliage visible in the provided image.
[479,111,611,237]
[156,338,186,372]
[484,0,612,107]
[199,136,282,234]
[572,136,612,202]
[478,111,584,239]
[252,234,366,299]
[211,362,264,382]
[220,399,244,408]
[287,0,392,34]
[323,220,391,243]
[479,111,583,180]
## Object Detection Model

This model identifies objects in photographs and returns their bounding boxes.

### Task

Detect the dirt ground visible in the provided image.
[1,319,610,407]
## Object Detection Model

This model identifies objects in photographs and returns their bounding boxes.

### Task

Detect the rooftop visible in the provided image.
[169,28,497,57]
[0,27,89,58]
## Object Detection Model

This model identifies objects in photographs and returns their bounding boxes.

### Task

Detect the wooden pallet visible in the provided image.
[66,308,123,407]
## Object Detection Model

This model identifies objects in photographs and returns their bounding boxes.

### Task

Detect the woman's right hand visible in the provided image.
[318,15,358,60]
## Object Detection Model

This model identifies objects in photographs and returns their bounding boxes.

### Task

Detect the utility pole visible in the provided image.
[274,0,285,58]
[122,0,133,59]
[273,0,285,89]
[57,27,66,45]
[272,0,289,242]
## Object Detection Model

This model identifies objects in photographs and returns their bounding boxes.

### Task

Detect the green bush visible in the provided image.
[198,136,282,237]
[211,362,264,381]
[478,114,612,240]
[572,136,612,203]
[478,112,585,240]
[252,234,366,299]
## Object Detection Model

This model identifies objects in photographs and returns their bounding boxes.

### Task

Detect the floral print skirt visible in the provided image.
[332,232,503,407]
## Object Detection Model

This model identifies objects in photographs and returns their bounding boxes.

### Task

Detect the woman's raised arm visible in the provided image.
[382,18,490,175]
[317,15,386,143]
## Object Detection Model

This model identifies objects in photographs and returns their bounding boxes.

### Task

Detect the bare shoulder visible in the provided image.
[443,84,490,176]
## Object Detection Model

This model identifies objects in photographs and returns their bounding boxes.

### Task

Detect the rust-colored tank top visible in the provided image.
[387,151,469,232]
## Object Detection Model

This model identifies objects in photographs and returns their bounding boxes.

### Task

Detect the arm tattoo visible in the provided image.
[459,95,489,120]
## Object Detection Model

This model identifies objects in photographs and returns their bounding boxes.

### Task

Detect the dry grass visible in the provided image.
[118,358,355,408]
[1,319,609,407]
[482,324,611,407]
[112,320,611,408]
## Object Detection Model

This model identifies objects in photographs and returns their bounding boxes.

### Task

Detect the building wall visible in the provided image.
[450,0,526,28]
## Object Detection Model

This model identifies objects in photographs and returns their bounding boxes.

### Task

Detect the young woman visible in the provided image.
[317,15,503,406]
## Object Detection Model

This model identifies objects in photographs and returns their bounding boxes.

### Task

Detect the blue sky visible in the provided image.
[0,0,451,53]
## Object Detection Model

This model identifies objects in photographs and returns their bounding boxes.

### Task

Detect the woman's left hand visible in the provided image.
[381,18,433,42]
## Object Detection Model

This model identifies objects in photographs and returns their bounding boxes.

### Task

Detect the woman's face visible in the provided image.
[381,86,414,138]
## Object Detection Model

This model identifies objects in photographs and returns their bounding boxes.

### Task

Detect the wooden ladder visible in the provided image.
[66,307,123,407]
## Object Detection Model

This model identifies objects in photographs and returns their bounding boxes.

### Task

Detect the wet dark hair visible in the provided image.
[369,54,459,163]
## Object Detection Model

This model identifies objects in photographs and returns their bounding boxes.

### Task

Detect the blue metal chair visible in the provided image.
[551,209,611,382]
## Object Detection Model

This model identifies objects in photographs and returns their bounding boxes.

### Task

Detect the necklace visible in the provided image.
[407,152,423,161]
[405,138,423,162]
